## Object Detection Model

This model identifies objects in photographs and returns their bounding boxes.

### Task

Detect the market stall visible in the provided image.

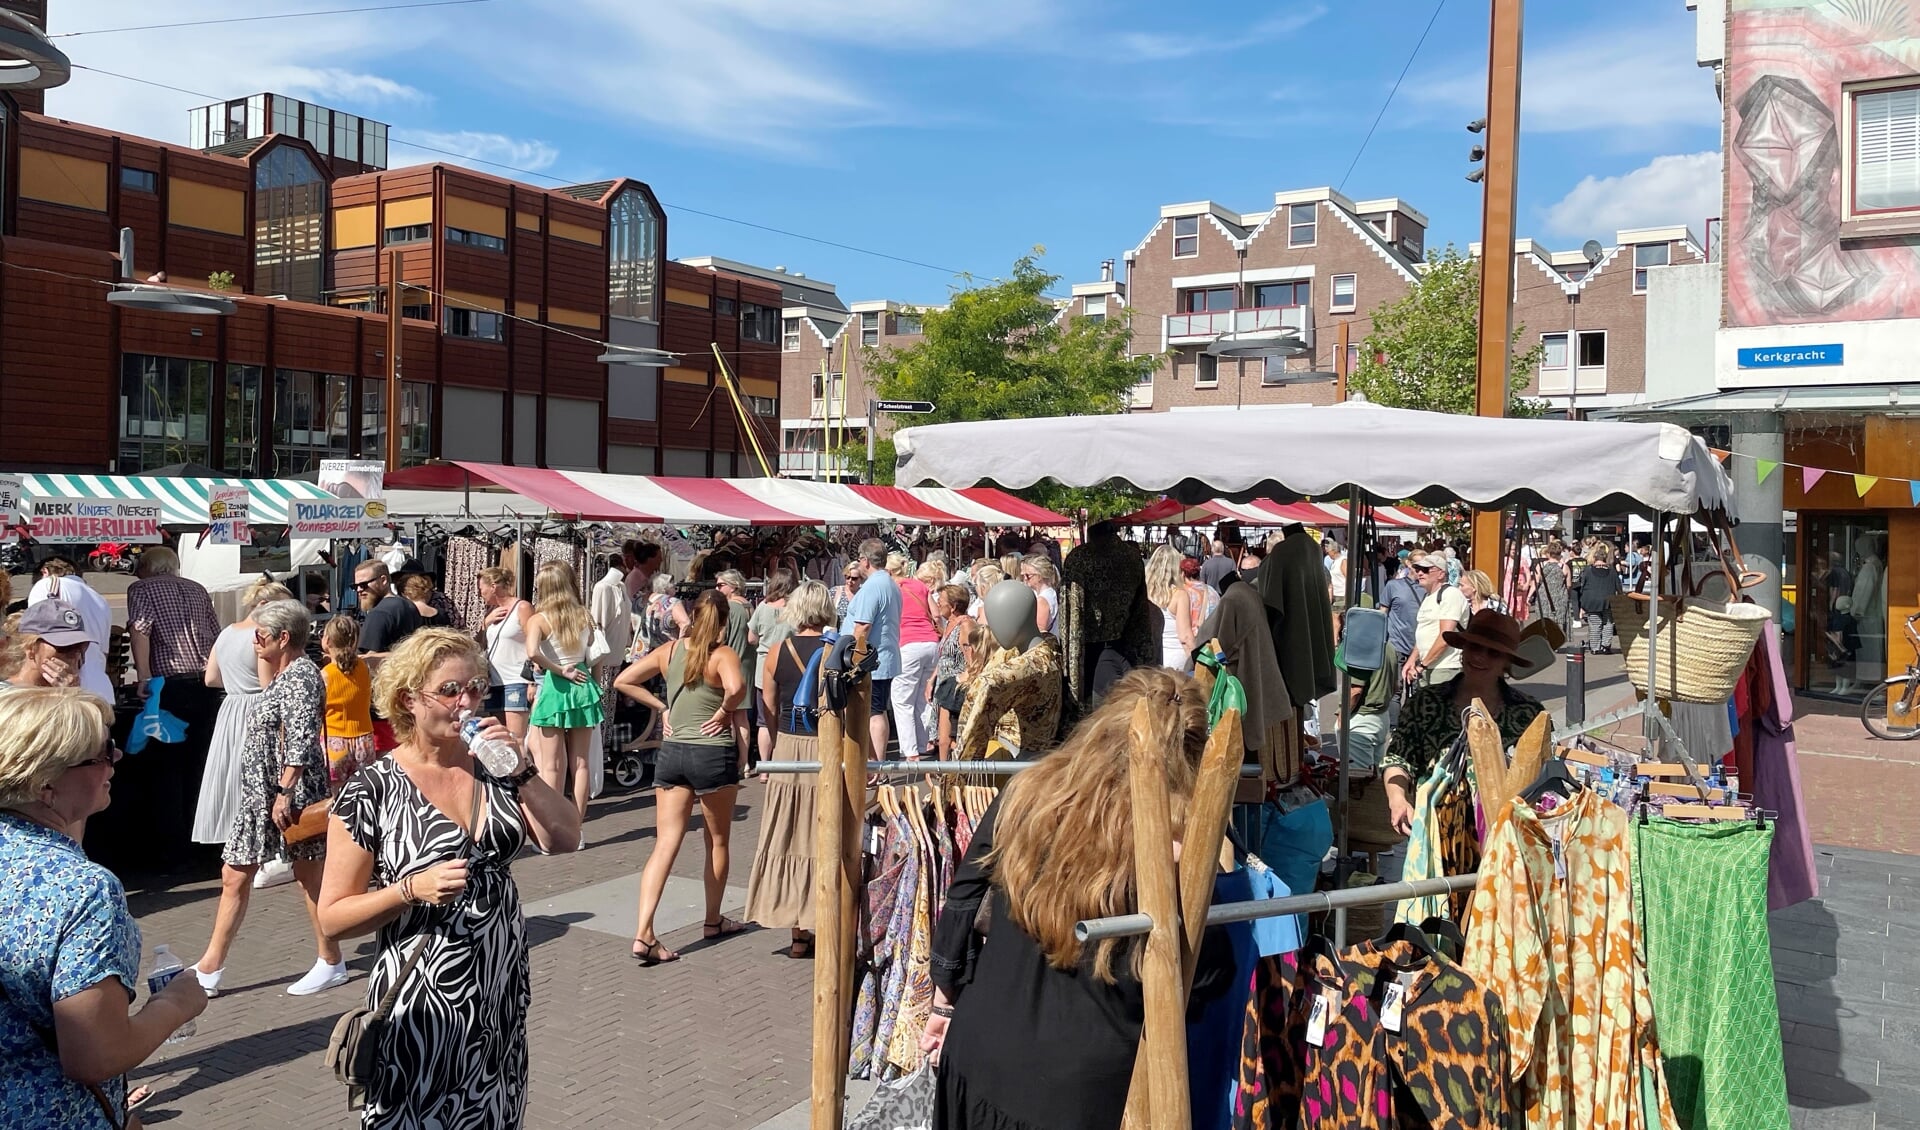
[1114,496,1434,529]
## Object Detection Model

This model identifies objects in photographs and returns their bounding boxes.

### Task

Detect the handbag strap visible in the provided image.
[1,981,126,1130]
[375,767,482,1020]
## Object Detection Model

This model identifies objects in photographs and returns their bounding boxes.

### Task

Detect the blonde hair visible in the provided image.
[998,554,1021,581]
[533,561,592,654]
[371,628,487,744]
[973,564,1004,593]
[963,622,991,681]
[1020,554,1058,587]
[324,615,362,675]
[985,668,1209,983]
[0,634,29,682]
[1460,569,1494,601]
[478,566,514,591]
[242,576,293,611]
[886,553,910,579]
[1145,543,1185,608]
[916,559,947,588]
[0,688,113,809]
[782,581,834,631]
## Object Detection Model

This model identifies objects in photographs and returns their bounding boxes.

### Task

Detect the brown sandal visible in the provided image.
[631,939,679,966]
[788,932,814,959]
[703,916,749,939]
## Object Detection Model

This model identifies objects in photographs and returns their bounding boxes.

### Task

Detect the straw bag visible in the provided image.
[1612,517,1769,703]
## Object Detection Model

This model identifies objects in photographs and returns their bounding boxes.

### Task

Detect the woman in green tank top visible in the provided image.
[612,589,747,965]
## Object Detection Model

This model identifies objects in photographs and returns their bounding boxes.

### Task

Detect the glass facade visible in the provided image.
[1804,516,1890,698]
[254,145,327,302]
[608,187,662,321]
[360,379,432,466]
[272,369,352,474]
[224,365,263,474]
[119,355,214,471]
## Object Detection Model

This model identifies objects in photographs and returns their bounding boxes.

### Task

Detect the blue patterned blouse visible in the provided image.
[0,811,141,1129]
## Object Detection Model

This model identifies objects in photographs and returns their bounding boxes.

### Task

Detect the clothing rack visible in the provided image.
[1074,872,1480,942]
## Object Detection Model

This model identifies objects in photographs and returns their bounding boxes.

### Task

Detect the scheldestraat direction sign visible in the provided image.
[873,399,936,414]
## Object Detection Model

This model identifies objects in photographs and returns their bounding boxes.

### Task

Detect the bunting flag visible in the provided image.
[1911,480,1920,507]
[1712,448,1920,505]
[1856,474,1880,497]
[1755,459,1779,484]
[1803,467,1827,492]
[1710,448,1732,464]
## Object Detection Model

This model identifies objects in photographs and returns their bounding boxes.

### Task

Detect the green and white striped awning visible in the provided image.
[15,474,336,526]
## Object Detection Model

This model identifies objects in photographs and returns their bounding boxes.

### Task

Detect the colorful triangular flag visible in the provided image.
[1710,448,1731,464]
[1803,467,1827,492]
[1756,459,1779,484]
[1856,474,1880,497]
[1910,480,1920,506]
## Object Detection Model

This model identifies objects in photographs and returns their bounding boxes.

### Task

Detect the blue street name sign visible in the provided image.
[1736,344,1844,369]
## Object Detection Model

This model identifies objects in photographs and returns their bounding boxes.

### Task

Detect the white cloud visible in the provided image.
[392,130,561,175]
[274,69,427,105]
[1542,152,1721,239]
[1105,5,1327,62]
[1410,25,1719,136]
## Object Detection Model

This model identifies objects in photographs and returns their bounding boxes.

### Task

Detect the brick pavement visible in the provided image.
[116,651,1920,1129]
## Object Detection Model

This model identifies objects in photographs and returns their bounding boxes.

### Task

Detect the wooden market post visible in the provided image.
[1123,699,1195,1130]
[809,659,870,1130]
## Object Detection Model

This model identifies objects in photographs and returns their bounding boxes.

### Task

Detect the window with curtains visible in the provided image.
[1852,84,1920,214]
[119,354,213,471]
[272,369,352,474]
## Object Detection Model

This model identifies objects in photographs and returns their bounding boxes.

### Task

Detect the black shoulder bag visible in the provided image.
[324,766,483,1110]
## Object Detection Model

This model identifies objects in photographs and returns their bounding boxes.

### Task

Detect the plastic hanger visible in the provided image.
[1375,919,1442,965]
[1419,917,1466,962]
[1517,758,1580,806]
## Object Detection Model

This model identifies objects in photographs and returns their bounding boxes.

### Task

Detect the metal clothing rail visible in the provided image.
[757,760,1265,777]
[1074,872,1480,942]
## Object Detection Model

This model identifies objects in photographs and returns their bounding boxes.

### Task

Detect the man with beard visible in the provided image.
[352,561,421,658]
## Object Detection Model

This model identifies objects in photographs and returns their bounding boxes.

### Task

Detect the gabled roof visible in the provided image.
[1125,186,1425,280]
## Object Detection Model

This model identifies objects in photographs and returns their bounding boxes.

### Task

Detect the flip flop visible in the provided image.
[703,916,750,939]
[128,1086,154,1111]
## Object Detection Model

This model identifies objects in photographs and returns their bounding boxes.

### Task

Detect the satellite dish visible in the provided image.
[1581,239,1605,265]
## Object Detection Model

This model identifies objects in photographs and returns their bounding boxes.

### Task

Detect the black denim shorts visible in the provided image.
[654,740,741,795]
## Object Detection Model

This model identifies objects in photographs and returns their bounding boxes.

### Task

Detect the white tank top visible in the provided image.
[485,601,531,686]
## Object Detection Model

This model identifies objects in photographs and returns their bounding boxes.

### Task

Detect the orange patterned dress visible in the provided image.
[1462,791,1680,1130]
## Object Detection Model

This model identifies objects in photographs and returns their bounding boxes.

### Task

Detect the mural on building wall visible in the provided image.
[1727,0,1920,327]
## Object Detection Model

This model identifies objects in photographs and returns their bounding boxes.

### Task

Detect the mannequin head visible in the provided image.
[984,579,1041,651]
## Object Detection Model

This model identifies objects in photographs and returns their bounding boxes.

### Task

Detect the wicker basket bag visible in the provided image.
[1612,593,1770,703]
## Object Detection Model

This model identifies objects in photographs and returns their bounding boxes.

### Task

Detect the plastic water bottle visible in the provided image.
[146,945,195,1042]
[461,712,520,777]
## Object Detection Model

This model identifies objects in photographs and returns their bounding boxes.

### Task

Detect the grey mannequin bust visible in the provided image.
[983,579,1042,652]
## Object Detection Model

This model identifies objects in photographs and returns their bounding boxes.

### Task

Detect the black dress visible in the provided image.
[930,800,1231,1130]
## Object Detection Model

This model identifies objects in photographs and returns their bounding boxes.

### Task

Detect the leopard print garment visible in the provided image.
[1233,938,1513,1129]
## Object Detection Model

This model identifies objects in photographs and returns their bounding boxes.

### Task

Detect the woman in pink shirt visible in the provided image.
[890,556,942,760]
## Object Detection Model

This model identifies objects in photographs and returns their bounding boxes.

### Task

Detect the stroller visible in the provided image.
[601,673,664,791]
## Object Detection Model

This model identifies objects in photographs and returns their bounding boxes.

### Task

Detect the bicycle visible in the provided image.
[1860,611,1920,740]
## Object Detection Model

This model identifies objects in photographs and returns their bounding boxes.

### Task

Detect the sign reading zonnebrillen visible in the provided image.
[0,474,20,543]
[304,459,389,538]
[206,485,252,546]
[29,497,164,543]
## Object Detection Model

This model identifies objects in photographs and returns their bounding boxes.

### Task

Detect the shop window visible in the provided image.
[358,379,432,465]
[223,365,262,474]
[1804,517,1889,700]
[119,354,213,472]
[272,370,351,475]
[1173,216,1199,258]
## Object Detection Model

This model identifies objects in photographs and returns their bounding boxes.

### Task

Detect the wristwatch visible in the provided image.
[507,764,540,788]
[272,783,295,797]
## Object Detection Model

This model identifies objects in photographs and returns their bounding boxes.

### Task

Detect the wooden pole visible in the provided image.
[1334,320,1351,404]
[1124,699,1192,1130]
[837,666,871,1067]
[1122,707,1243,1128]
[385,246,403,470]
[808,700,851,1130]
[1469,0,1525,584]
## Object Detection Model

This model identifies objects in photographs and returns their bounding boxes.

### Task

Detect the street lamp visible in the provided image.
[1565,239,1605,422]
[596,346,680,367]
[106,285,237,317]
[0,10,69,91]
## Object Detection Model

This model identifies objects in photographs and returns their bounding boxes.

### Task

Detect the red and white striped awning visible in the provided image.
[382,462,1068,526]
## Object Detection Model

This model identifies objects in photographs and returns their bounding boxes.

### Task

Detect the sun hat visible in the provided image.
[1442,608,1525,660]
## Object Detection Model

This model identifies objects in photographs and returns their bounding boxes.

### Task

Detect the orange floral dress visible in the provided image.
[1462,791,1680,1130]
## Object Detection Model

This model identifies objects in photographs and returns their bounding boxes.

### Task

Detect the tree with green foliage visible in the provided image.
[853,251,1159,519]
[1347,245,1546,417]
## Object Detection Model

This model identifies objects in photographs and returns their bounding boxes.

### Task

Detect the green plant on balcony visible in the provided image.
[207,270,236,291]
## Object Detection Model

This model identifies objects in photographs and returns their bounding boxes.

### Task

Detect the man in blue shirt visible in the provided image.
[840,538,902,760]
[1378,565,1423,672]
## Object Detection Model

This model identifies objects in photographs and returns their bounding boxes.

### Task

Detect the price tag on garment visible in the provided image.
[1551,837,1567,881]
[1306,988,1339,1047]
[1380,979,1408,1034]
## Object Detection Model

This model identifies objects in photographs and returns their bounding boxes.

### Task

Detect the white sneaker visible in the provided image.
[286,960,350,997]
[193,965,224,998]
[254,858,295,889]
[578,829,587,852]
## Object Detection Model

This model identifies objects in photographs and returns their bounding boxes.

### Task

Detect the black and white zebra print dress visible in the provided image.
[335,757,530,1129]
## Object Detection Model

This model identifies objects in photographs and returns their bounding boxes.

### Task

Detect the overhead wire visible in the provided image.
[1337,0,1448,192]
[50,0,492,38]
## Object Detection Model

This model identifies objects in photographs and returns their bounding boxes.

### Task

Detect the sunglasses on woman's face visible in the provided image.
[253,628,285,645]
[72,739,123,770]
[424,677,490,703]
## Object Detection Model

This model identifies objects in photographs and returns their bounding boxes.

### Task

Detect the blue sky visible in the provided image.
[53,0,1722,307]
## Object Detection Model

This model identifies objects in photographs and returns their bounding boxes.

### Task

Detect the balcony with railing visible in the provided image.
[810,396,850,420]
[1165,304,1309,345]
[779,450,859,480]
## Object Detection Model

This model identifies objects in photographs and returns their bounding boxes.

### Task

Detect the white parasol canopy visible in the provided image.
[894,401,1737,518]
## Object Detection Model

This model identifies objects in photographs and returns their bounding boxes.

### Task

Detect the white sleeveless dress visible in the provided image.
[191,625,264,844]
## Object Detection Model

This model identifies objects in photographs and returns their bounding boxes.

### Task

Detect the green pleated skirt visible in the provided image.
[528,670,605,729]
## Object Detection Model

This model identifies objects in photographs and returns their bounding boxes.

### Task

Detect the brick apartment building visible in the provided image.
[678,256,928,480]
[1480,226,1706,415]
[0,66,777,476]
